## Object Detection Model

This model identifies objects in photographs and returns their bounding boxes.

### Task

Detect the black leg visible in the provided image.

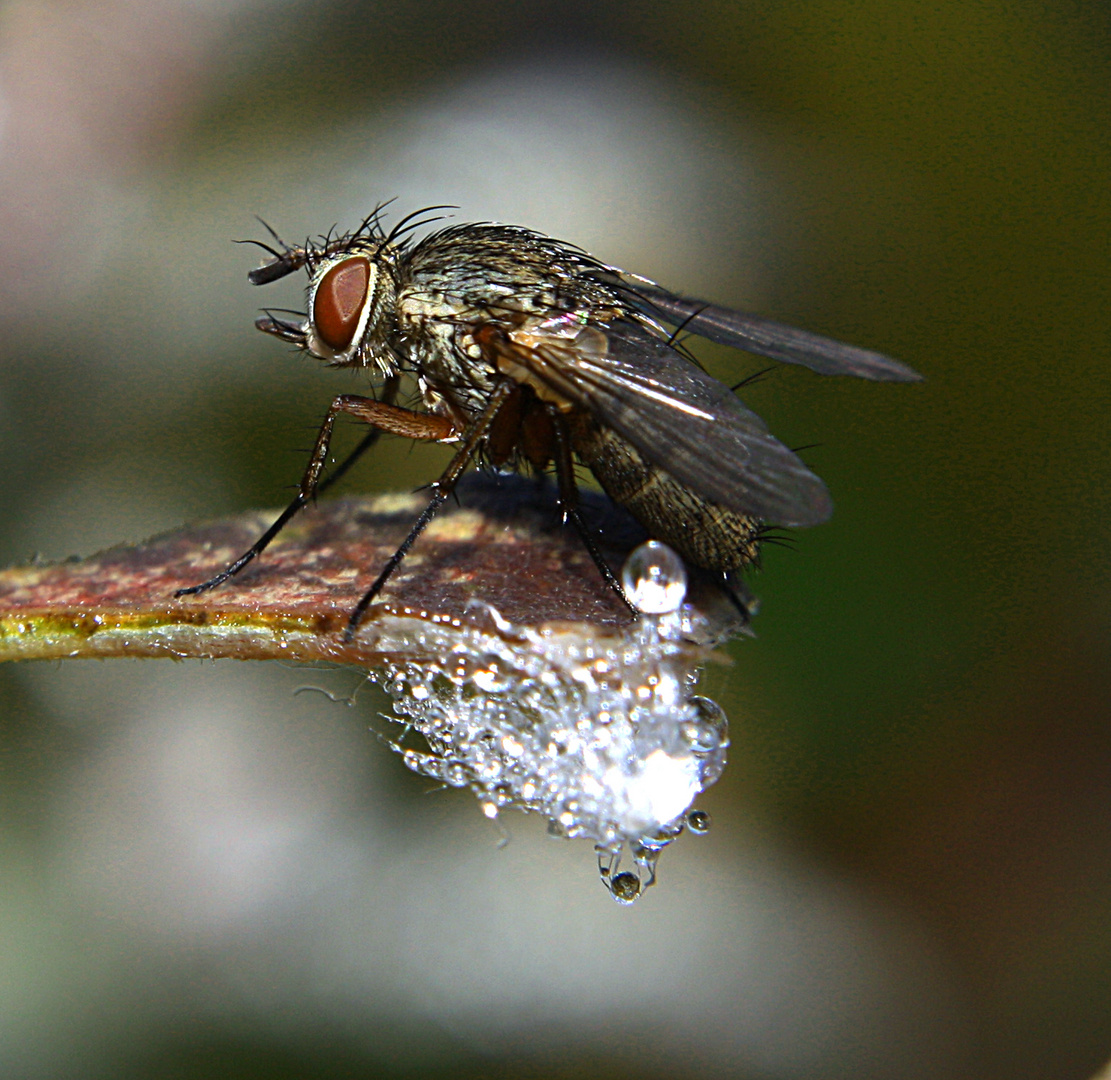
[550,411,637,618]
[176,376,415,597]
[175,492,316,596]
[722,569,757,627]
[342,380,516,641]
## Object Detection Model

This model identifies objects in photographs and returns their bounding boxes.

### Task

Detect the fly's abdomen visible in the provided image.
[570,415,761,573]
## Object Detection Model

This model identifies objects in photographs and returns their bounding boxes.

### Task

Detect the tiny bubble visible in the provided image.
[687,809,712,834]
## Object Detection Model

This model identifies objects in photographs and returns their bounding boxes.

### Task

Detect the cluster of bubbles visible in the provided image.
[376,541,729,903]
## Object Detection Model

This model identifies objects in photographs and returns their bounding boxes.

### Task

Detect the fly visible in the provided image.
[175,205,921,639]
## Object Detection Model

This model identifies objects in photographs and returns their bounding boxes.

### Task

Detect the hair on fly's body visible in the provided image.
[176,204,921,641]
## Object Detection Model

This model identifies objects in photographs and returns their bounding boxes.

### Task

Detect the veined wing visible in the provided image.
[501,318,833,527]
[620,280,922,382]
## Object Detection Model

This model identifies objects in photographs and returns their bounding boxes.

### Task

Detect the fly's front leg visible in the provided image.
[296,395,458,506]
[175,381,458,598]
[550,411,637,618]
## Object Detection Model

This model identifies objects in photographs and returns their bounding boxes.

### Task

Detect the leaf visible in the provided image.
[0,473,735,667]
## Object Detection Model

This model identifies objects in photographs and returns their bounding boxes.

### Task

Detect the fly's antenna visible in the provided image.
[236,237,285,261]
[240,217,311,285]
[255,216,294,254]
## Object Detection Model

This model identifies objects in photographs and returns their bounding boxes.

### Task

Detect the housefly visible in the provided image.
[176,205,921,639]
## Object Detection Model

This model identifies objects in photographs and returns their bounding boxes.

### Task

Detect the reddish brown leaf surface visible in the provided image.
[0,475,671,667]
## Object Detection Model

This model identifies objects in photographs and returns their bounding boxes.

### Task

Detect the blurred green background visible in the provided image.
[1,1,1109,1077]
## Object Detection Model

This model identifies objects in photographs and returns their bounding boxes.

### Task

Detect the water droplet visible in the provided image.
[473,664,512,693]
[609,871,641,904]
[621,541,688,615]
[687,809,712,834]
[685,696,730,753]
[376,592,730,901]
[500,733,524,758]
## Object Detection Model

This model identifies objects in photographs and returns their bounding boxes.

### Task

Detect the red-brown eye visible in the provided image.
[313,256,370,351]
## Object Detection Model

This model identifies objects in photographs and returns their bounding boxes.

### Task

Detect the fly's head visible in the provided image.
[249,228,402,377]
[302,239,400,371]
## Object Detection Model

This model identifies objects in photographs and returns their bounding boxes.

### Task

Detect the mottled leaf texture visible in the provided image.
[0,474,739,667]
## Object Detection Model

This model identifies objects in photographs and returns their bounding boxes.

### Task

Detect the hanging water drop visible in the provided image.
[687,809,712,834]
[609,871,642,904]
[382,581,732,902]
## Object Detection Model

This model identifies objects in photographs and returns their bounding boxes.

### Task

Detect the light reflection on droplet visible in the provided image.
[621,540,687,615]
[687,809,712,834]
[610,871,641,904]
[375,596,732,902]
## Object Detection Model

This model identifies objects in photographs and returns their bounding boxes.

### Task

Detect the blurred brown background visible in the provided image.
[1,2,1109,1077]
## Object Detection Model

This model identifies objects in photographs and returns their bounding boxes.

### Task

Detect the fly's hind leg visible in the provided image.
[722,569,759,631]
[550,411,637,619]
[175,377,459,597]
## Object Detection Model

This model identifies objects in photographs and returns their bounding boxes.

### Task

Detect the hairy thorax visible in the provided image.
[396,291,501,418]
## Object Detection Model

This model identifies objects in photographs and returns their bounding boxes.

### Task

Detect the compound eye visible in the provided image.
[313,256,370,352]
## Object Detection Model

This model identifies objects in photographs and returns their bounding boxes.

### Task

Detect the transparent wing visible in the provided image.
[618,280,922,382]
[501,319,833,527]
